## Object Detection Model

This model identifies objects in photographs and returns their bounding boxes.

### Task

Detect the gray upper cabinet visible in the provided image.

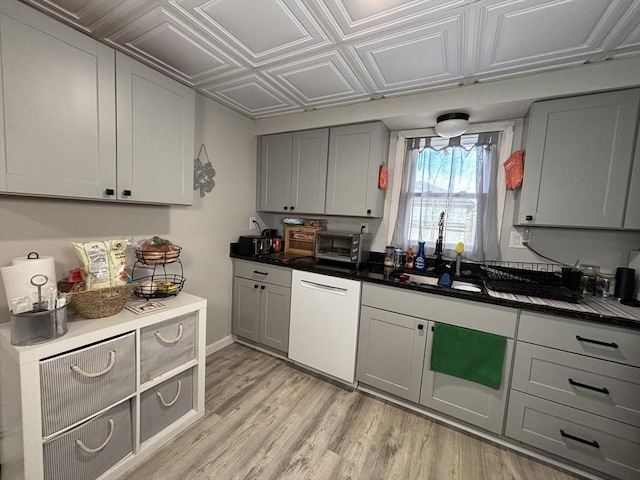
[0,0,116,199]
[326,122,389,217]
[0,0,194,205]
[625,122,640,229]
[514,89,640,229]
[260,129,328,214]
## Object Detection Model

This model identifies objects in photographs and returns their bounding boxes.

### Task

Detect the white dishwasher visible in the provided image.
[289,270,362,383]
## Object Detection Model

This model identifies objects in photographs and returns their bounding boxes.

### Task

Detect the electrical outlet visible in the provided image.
[509,231,526,249]
[522,228,531,242]
[249,217,256,230]
[360,222,369,234]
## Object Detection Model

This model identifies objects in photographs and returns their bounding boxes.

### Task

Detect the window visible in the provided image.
[391,132,502,261]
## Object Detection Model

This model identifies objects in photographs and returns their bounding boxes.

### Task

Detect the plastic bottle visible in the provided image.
[414,241,426,270]
[405,247,414,269]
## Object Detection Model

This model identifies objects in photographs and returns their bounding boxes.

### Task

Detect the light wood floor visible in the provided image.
[125,342,585,480]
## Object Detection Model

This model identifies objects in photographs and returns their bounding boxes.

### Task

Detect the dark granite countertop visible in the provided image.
[230,249,640,331]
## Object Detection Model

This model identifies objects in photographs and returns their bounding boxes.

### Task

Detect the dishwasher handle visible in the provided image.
[299,279,348,296]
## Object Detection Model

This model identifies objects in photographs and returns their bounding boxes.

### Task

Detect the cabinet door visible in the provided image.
[291,129,328,214]
[116,52,195,205]
[260,133,293,212]
[259,284,291,353]
[624,123,640,229]
[326,122,388,217]
[0,0,116,198]
[356,306,426,403]
[516,89,640,228]
[420,321,513,435]
[232,277,261,341]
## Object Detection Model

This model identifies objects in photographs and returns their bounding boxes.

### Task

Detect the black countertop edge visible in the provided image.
[229,252,640,331]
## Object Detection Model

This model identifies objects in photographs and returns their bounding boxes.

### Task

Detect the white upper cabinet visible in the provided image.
[326,122,389,218]
[625,122,640,230]
[514,89,640,229]
[0,0,195,205]
[0,0,116,199]
[116,52,195,205]
[260,129,328,214]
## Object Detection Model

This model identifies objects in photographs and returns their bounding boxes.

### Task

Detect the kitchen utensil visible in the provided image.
[30,274,49,311]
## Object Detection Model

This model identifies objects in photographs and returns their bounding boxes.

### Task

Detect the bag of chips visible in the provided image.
[72,239,128,291]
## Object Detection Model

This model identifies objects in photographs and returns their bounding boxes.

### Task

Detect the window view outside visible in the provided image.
[408,135,479,250]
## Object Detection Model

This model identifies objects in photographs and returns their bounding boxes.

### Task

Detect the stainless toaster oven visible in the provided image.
[314,231,371,265]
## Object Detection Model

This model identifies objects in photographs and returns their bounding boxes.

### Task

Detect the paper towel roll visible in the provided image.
[1,255,57,307]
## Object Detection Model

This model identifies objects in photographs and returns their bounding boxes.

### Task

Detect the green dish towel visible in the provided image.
[431,323,507,390]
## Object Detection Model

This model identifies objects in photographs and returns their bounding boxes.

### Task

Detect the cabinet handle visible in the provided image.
[254,284,259,289]
[284,206,288,210]
[525,215,533,221]
[560,429,600,449]
[568,378,610,395]
[260,285,265,290]
[155,323,183,344]
[290,206,295,211]
[75,418,115,453]
[105,188,114,196]
[123,189,132,196]
[253,270,268,276]
[157,379,182,407]
[366,209,372,215]
[417,324,424,330]
[71,350,115,378]
[575,335,618,349]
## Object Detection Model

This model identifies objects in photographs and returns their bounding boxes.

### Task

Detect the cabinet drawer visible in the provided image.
[40,333,135,437]
[140,368,194,443]
[140,313,196,383]
[518,312,640,367]
[43,399,133,480]
[512,342,640,427]
[506,391,640,480]
[234,260,291,287]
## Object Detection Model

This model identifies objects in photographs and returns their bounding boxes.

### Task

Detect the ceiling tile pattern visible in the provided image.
[22,0,640,119]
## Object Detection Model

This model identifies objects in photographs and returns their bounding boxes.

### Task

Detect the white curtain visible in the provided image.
[391,133,501,262]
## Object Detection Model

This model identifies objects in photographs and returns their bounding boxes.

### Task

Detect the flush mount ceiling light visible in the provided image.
[435,113,470,138]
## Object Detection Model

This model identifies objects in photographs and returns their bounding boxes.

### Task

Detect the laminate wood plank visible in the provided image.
[124,343,586,480]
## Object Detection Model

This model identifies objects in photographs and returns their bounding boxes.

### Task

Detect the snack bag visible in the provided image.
[72,239,128,290]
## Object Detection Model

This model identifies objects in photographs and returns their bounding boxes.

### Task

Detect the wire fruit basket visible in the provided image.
[134,274,185,299]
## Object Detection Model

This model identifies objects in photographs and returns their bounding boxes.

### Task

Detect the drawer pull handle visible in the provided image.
[575,335,618,349]
[157,379,182,407]
[560,429,600,449]
[155,323,183,344]
[75,418,115,453]
[71,351,115,378]
[568,378,610,395]
[253,270,268,275]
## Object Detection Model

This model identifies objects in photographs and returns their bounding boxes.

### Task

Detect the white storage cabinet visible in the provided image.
[506,311,640,480]
[0,0,194,205]
[0,293,207,480]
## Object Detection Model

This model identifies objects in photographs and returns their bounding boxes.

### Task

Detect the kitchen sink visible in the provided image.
[392,271,483,293]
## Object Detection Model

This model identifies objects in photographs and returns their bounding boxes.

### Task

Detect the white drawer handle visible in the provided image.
[75,418,115,453]
[155,323,183,344]
[157,379,182,407]
[71,351,116,378]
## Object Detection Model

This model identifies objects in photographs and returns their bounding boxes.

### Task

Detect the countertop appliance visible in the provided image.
[238,235,270,257]
[315,231,371,265]
[289,270,362,383]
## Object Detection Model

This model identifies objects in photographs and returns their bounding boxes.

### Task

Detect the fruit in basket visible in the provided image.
[136,280,158,296]
[139,236,180,263]
[156,280,180,294]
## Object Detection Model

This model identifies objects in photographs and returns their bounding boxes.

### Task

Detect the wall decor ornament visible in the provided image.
[193,144,215,198]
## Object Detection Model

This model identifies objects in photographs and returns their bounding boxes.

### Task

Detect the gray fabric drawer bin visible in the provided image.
[140,313,196,383]
[43,399,133,480]
[40,332,136,437]
[140,367,194,443]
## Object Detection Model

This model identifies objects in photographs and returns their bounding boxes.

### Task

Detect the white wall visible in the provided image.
[0,94,257,347]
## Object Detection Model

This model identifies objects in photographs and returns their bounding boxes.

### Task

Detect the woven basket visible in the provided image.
[66,284,138,319]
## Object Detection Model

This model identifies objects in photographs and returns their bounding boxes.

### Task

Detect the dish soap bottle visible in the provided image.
[414,241,427,270]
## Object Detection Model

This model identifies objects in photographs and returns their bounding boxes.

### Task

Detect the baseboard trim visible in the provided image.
[205,335,235,357]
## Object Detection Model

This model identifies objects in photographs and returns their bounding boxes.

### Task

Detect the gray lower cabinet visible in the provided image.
[232,260,291,353]
[356,306,427,403]
[359,283,516,434]
[506,311,640,480]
